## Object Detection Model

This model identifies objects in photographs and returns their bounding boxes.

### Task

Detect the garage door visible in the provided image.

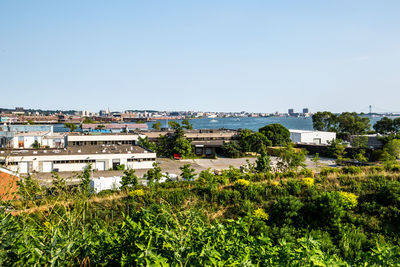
[19,162,29,174]
[96,161,105,171]
[42,162,53,173]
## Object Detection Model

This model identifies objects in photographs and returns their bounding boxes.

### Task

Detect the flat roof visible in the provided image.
[289,129,336,134]
[1,145,152,157]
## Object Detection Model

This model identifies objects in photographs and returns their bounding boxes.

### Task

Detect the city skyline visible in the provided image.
[1,1,400,113]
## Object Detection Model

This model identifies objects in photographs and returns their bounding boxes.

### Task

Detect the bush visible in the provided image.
[253,208,269,221]
[129,189,145,197]
[300,178,314,188]
[342,166,363,175]
[234,179,250,189]
[299,168,314,177]
[271,195,303,226]
[338,191,359,209]
[320,167,340,176]
[377,182,400,206]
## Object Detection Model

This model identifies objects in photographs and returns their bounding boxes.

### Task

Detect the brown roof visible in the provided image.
[0,168,19,200]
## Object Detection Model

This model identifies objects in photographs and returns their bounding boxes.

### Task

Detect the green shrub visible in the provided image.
[320,167,340,176]
[299,168,314,177]
[271,195,304,226]
[342,166,363,175]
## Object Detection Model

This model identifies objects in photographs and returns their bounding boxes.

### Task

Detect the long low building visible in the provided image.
[66,133,145,147]
[0,145,156,174]
[289,129,336,145]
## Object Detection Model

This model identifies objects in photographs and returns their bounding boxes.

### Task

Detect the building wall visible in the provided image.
[5,152,157,173]
[300,132,336,145]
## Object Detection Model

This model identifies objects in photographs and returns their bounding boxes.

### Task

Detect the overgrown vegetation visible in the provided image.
[2,162,400,265]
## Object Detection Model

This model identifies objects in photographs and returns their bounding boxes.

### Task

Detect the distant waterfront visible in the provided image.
[147,116,387,132]
[54,116,387,132]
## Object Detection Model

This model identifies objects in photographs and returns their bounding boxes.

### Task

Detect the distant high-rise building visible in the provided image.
[303,108,309,114]
[288,109,294,115]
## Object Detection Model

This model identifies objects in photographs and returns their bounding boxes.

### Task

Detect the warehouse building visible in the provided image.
[289,129,336,145]
[1,145,156,174]
[0,125,66,149]
[65,133,145,147]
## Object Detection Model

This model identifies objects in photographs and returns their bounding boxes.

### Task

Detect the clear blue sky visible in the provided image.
[1,1,399,113]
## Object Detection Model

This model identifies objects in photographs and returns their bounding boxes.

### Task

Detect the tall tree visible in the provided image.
[239,129,272,153]
[181,119,193,130]
[64,123,77,132]
[312,112,338,132]
[337,112,370,140]
[255,146,272,172]
[259,124,290,146]
[373,117,394,134]
[121,169,138,188]
[152,121,161,130]
[276,145,307,172]
[180,164,196,181]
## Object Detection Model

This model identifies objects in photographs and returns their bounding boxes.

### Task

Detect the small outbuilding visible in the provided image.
[289,130,336,145]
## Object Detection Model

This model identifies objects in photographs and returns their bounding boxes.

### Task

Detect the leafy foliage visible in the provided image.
[259,123,291,146]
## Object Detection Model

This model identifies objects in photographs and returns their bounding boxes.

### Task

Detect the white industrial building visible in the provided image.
[289,129,336,145]
[0,125,66,149]
[90,176,123,193]
[1,145,156,174]
[10,132,66,149]
[65,133,145,147]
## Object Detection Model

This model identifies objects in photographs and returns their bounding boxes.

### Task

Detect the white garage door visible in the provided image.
[19,162,29,174]
[42,162,53,173]
[96,161,105,171]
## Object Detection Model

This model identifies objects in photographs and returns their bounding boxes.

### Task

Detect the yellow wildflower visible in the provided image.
[253,208,269,221]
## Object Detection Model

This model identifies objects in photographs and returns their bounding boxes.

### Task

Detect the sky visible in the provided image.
[1,1,400,113]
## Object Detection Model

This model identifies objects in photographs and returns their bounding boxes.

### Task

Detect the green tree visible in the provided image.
[181,119,193,130]
[311,153,321,169]
[328,139,348,163]
[276,145,307,172]
[79,164,92,194]
[31,140,40,149]
[180,164,196,181]
[393,117,400,134]
[312,111,338,132]
[221,141,243,158]
[168,121,181,130]
[17,175,42,205]
[152,121,161,130]
[384,139,400,159]
[138,136,158,152]
[239,129,272,153]
[64,123,77,132]
[51,172,67,197]
[255,146,271,172]
[351,136,368,162]
[168,124,192,158]
[83,117,95,124]
[259,123,290,146]
[145,162,162,185]
[337,112,370,140]
[121,169,138,188]
[374,117,394,135]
